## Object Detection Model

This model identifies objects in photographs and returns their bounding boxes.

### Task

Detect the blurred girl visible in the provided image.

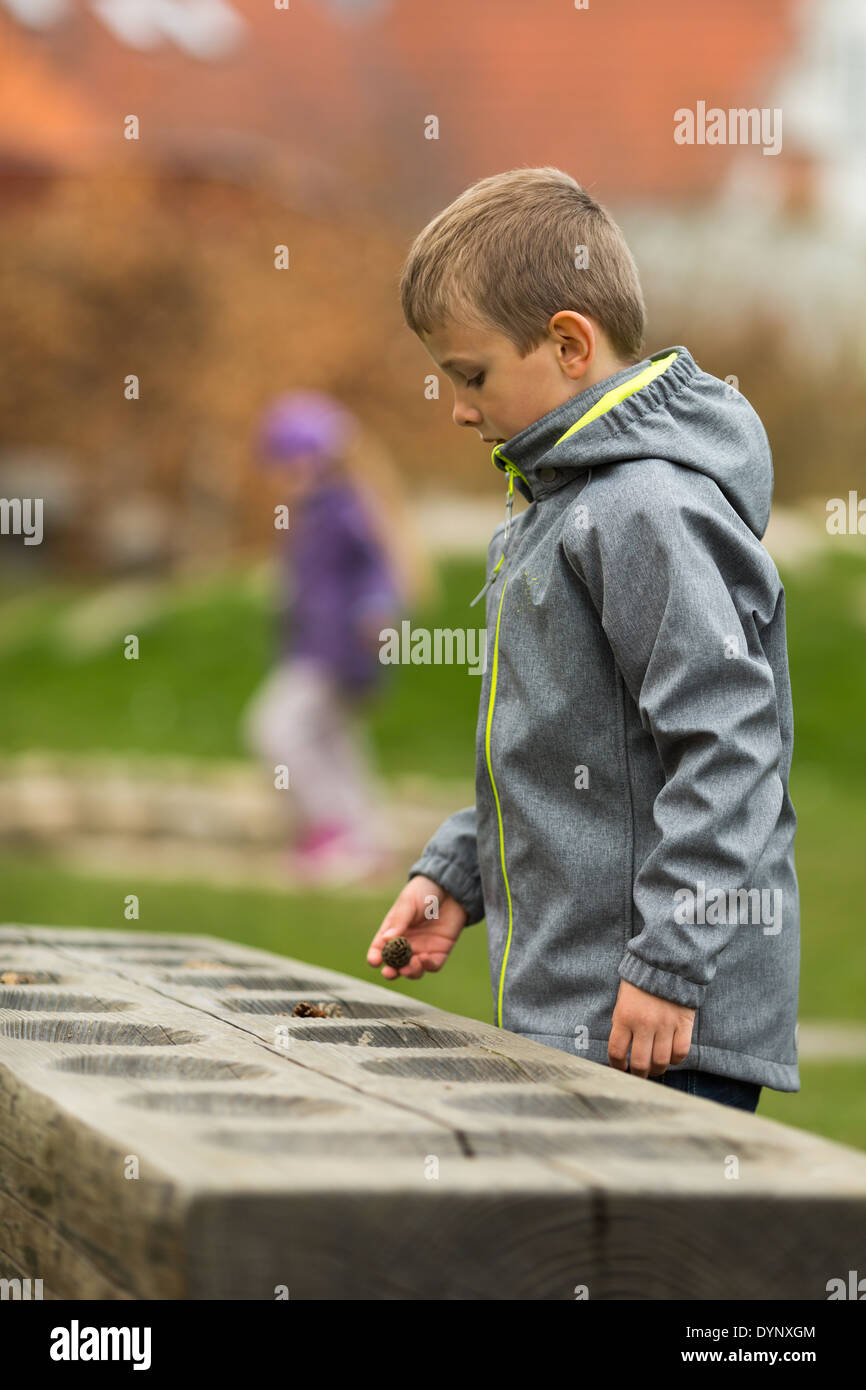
[242,391,436,884]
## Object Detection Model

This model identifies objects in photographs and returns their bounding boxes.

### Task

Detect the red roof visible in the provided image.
[0,0,807,209]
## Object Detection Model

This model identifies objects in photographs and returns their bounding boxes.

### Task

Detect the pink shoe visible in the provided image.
[294,822,352,857]
[288,823,395,887]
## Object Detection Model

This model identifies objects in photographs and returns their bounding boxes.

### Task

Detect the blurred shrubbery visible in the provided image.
[0,172,441,573]
[0,173,861,577]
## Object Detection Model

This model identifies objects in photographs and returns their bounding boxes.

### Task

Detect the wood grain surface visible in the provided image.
[0,925,864,1300]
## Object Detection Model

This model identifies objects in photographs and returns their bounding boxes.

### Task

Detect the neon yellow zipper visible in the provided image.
[469,457,528,607]
[486,567,513,1026]
[553,351,678,445]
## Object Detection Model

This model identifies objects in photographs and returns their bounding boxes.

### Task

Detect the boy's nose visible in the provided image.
[452,399,482,429]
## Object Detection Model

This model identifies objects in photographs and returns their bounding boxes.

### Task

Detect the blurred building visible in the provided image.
[0,0,863,577]
[1,0,856,224]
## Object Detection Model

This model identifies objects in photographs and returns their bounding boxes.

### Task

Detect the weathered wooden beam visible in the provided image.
[0,925,864,1300]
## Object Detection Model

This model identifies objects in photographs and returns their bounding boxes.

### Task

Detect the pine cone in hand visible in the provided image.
[381,936,413,969]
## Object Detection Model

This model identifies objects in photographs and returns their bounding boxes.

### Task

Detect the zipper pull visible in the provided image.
[469,466,515,608]
[469,553,503,608]
[503,465,515,547]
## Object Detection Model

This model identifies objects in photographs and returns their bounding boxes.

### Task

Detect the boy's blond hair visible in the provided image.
[400,166,647,364]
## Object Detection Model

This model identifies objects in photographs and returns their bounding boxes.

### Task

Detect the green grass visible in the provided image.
[787,766,866,1019]
[0,559,484,778]
[783,548,866,795]
[1,547,865,1151]
[2,546,864,785]
[759,1061,866,1153]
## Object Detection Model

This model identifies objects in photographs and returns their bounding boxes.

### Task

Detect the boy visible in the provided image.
[366,167,800,1113]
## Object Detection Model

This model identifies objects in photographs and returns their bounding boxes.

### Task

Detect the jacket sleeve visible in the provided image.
[562,469,787,1008]
[407,805,485,924]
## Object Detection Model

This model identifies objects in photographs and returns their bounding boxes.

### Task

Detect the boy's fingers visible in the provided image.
[671,1019,693,1064]
[607,1022,632,1070]
[378,956,422,981]
[381,944,453,981]
[418,950,447,973]
[377,910,411,945]
[367,899,416,962]
[626,1030,654,1078]
[649,1027,675,1076]
[398,958,425,980]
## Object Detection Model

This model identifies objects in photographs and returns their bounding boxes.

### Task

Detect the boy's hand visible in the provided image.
[366,874,469,980]
[608,979,695,1078]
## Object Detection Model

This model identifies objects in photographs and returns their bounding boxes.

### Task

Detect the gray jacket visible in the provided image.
[408,345,800,1091]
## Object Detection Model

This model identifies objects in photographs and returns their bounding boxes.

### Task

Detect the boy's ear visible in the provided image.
[549,310,595,380]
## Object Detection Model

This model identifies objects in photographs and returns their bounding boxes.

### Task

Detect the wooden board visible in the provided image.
[1,925,864,1299]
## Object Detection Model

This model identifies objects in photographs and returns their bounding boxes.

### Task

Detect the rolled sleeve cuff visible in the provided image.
[618,950,708,1009]
[407,853,485,925]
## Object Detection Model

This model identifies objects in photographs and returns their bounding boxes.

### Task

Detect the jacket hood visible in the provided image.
[490,345,774,541]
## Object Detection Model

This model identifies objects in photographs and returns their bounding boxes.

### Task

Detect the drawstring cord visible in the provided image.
[468,351,681,610]
[469,463,516,608]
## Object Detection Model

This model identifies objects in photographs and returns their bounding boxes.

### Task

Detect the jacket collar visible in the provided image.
[490,345,692,502]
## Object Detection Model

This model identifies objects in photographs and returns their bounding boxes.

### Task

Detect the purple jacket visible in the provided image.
[278,481,403,692]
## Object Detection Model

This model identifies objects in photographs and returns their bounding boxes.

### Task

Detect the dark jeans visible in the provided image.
[649,1067,762,1112]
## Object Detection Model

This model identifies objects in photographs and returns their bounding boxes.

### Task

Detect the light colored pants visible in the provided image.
[241,657,386,845]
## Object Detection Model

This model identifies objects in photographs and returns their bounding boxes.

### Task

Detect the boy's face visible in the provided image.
[419,311,621,446]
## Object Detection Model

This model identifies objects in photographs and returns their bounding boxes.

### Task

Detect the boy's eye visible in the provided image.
[466,372,485,388]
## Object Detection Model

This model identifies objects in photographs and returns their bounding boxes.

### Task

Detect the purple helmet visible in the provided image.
[256,391,356,468]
